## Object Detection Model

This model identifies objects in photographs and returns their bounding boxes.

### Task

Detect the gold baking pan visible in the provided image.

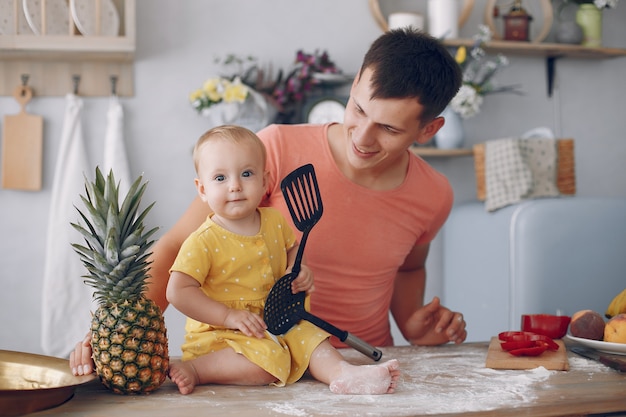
[0,349,95,416]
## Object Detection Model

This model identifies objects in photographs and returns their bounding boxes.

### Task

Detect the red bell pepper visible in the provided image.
[498,330,559,356]
[498,331,559,351]
[500,340,537,351]
[508,345,548,356]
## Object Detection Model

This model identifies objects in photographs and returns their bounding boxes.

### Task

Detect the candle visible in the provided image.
[388,12,425,31]
[428,0,459,39]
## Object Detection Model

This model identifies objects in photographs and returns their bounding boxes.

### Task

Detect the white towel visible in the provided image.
[102,95,131,195]
[485,138,559,212]
[41,94,96,357]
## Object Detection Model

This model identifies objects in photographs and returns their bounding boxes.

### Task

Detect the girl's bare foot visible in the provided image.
[329,359,400,395]
[169,360,200,395]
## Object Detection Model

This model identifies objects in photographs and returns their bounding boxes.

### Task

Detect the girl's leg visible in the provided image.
[169,348,277,394]
[307,340,400,395]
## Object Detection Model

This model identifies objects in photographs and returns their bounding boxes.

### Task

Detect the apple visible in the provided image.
[569,309,605,340]
[604,314,626,343]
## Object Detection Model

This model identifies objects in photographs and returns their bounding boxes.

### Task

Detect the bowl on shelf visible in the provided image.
[521,314,571,339]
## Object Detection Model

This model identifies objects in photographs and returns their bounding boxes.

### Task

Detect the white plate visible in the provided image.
[70,0,119,36]
[565,334,626,355]
[0,0,33,34]
[312,72,352,85]
[22,0,70,35]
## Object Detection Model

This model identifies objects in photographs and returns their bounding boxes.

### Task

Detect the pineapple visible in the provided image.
[71,167,169,395]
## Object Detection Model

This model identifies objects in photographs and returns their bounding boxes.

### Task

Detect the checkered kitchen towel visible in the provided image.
[485,138,559,212]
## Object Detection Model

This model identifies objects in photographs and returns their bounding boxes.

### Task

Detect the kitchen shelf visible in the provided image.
[410,146,473,158]
[442,38,626,97]
[442,38,626,59]
[0,0,135,97]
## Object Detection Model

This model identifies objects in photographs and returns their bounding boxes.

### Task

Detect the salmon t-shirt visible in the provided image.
[258,123,453,347]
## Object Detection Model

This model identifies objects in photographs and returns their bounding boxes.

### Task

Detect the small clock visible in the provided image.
[305,96,347,124]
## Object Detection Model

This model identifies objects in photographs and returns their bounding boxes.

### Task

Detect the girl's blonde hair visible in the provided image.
[193,125,267,173]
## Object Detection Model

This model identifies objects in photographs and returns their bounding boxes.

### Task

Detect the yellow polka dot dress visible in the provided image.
[170,207,329,386]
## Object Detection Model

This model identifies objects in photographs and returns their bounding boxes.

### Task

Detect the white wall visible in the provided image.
[1,0,625,356]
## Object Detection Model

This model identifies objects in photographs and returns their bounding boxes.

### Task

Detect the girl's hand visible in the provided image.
[291,264,314,294]
[223,309,267,338]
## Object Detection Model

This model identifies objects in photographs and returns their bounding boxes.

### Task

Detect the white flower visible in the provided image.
[450,84,484,119]
[449,26,521,119]
[593,0,619,8]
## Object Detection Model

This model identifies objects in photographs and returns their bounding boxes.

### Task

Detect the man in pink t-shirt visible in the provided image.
[71,28,467,377]
[259,122,455,348]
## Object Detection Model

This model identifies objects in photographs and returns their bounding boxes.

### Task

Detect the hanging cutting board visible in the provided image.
[1,85,44,191]
[485,337,569,371]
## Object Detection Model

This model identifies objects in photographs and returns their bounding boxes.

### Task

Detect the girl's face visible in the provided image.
[194,139,267,224]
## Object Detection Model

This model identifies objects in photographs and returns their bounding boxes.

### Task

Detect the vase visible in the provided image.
[435,107,464,149]
[202,90,276,132]
[576,4,602,47]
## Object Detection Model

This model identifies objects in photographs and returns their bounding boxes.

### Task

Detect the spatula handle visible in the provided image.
[290,228,309,276]
[302,311,382,361]
[343,333,383,362]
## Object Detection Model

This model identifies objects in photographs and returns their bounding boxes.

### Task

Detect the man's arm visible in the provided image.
[390,243,466,345]
[147,196,210,312]
[390,243,428,341]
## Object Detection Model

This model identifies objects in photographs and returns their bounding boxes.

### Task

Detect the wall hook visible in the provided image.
[18,74,32,98]
[72,75,81,95]
[110,75,118,96]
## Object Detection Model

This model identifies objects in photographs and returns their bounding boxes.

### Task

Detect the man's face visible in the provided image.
[341,68,442,172]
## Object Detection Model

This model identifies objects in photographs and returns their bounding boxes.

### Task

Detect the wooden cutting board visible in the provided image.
[1,85,44,191]
[485,336,569,371]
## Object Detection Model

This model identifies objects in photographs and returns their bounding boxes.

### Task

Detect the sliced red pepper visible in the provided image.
[498,331,529,340]
[500,340,536,351]
[498,331,559,351]
[508,344,548,356]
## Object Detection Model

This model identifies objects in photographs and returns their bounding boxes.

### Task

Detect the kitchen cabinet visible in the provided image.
[0,0,135,96]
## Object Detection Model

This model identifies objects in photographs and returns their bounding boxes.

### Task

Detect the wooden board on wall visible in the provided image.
[1,85,43,191]
[1,61,134,97]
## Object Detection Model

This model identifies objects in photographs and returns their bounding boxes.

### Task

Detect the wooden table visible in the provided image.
[31,343,626,417]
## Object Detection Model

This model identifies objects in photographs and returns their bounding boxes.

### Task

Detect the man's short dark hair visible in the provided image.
[360,28,462,122]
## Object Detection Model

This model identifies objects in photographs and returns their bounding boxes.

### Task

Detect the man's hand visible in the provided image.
[406,296,467,345]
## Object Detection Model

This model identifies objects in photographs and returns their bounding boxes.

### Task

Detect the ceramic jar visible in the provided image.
[435,107,465,149]
[576,4,603,47]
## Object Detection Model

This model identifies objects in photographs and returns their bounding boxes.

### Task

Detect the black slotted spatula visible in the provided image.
[264,164,382,361]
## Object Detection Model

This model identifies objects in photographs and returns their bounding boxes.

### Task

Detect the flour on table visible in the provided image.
[255,349,559,416]
[114,346,615,417]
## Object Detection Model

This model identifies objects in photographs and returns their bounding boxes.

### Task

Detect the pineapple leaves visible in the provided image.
[105,234,120,265]
[70,221,105,255]
[103,169,120,215]
[72,166,159,305]
[76,195,107,242]
[119,176,147,237]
